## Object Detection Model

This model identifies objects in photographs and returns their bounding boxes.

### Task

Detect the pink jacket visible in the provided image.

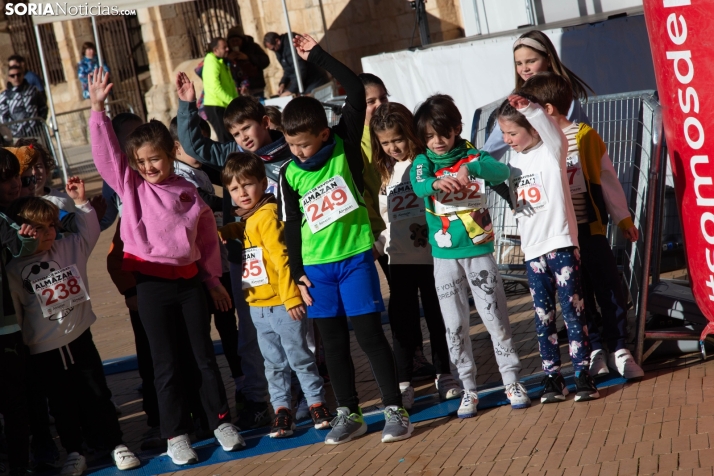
[90,110,221,289]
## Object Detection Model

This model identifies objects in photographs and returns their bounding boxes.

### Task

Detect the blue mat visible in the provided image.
[86,371,627,476]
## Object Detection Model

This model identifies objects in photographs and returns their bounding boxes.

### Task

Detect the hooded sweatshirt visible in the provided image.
[7,202,99,354]
[89,110,222,289]
[411,139,509,259]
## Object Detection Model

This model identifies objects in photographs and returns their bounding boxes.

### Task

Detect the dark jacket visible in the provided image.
[227,29,270,92]
[273,33,329,93]
[0,80,48,138]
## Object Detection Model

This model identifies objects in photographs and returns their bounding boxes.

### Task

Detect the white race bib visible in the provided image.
[566,153,587,195]
[512,172,549,216]
[386,182,424,222]
[241,247,269,289]
[301,176,359,233]
[433,177,486,215]
[31,265,90,318]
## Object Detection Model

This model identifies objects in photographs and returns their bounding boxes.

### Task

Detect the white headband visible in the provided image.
[513,37,547,53]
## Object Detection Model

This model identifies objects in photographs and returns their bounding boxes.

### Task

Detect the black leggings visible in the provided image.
[315,313,401,414]
[135,273,229,439]
[205,272,242,379]
[388,264,451,382]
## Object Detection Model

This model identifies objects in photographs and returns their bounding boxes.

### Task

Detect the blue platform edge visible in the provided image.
[87,370,627,476]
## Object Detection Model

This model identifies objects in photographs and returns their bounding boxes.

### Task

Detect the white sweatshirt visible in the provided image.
[8,202,100,355]
[507,103,578,260]
[375,160,433,265]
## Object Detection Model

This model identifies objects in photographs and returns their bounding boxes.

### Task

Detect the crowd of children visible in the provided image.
[0,30,645,475]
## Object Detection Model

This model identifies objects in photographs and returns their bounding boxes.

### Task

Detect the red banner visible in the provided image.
[643,0,714,326]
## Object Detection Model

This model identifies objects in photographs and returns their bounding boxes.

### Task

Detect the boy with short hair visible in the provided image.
[218,152,331,438]
[518,72,643,379]
[278,34,412,445]
[7,178,140,476]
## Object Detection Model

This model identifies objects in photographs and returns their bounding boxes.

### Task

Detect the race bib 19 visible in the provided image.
[566,153,587,195]
[386,181,424,222]
[31,265,89,318]
[241,247,269,289]
[301,176,359,233]
[512,172,549,216]
[433,177,486,215]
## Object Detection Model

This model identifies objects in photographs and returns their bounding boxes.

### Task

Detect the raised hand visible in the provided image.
[175,72,197,103]
[18,223,37,239]
[508,94,530,110]
[293,33,318,61]
[65,176,87,205]
[88,68,113,112]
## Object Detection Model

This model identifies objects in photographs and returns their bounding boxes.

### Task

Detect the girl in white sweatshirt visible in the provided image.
[370,102,460,409]
[497,94,599,404]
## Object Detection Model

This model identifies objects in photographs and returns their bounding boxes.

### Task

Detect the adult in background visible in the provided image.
[77,42,109,100]
[226,27,270,99]
[263,32,329,96]
[202,37,238,142]
[0,64,48,138]
[8,54,44,92]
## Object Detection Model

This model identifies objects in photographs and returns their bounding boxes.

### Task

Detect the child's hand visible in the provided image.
[455,165,472,187]
[209,284,232,312]
[65,176,87,205]
[18,223,37,239]
[88,68,113,112]
[433,176,462,193]
[508,94,530,110]
[297,276,313,306]
[176,72,197,103]
[623,225,639,242]
[287,304,306,321]
[293,34,318,61]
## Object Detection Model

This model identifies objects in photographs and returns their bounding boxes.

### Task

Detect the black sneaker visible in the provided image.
[412,349,436,381]
[540,373,569,403]
[234,389,246,413]
[269,408,295,438]
[574,371,600,402]
[235,400,272,430]
[309,402,332,430]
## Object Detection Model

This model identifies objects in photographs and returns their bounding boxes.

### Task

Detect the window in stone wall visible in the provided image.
[7,12,66,85]
[177,0,242,59]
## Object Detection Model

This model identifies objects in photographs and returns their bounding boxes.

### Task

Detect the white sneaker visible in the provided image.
[60,453,87,476]
[608,349,644,379]
[436,374,462,401]
[167,434,198,465]
[505,382,531,409]
[400,385,415,411]
[112,445,140,471]
[590,349,610,376]
[457,390,478,419]
[214,423,245,451]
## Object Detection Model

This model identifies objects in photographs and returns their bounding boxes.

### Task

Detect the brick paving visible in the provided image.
[63,177,703,476]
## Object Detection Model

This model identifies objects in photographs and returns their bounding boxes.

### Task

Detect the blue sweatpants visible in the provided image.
[526,247,592,374]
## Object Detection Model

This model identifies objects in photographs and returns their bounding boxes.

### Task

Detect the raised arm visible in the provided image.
[0,212,38,257]
[65,177,100,256]
[515,97,565,166]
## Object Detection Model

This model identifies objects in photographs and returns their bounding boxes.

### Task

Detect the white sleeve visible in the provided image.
[519,102,566,166]
[72,202,101,257]
[599,150,632,225]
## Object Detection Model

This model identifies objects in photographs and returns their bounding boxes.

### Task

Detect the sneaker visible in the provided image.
[235,400,272,430]
[436,374,462,401]
[412,350,436,381]
[166,434,198,465]
[309,403,332,430]
[140,426,163,452]
[59,453,86,476]
[112,445,140,471]
[457,390,478,418]
[574,371,600,402]
[295,393,309,421]
[540,373,569,404]
[505,382,531,409]
[400,385,415,410]
[608,349,644,379]
[269,408,295,438]
[324,407,367,445]
[589,349,610,376]
[30,436,61,469]
[214,423,245,451]
[381,406,414,443]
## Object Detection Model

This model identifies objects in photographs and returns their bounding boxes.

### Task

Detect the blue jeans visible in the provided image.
[229,263,269,403]
[250,306,325,411]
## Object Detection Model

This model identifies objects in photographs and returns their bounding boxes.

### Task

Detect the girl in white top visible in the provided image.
[370,102,460,408]
[497,94,600,404]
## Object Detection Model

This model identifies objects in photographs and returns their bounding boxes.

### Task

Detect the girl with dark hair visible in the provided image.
[77,42,109,100]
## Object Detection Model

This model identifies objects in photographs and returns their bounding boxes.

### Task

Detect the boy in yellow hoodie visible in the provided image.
[219,152,331,438]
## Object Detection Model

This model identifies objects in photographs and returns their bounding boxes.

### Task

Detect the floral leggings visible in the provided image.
[526,247,592,374]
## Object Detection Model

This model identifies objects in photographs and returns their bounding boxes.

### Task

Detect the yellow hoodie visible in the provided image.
[219,203,302,310]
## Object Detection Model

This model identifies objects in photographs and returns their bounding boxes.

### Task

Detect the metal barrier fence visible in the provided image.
[0,116,70,181]
[471,90,666,321]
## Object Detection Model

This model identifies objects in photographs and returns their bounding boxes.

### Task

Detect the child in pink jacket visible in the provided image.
[88,69,244,465]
